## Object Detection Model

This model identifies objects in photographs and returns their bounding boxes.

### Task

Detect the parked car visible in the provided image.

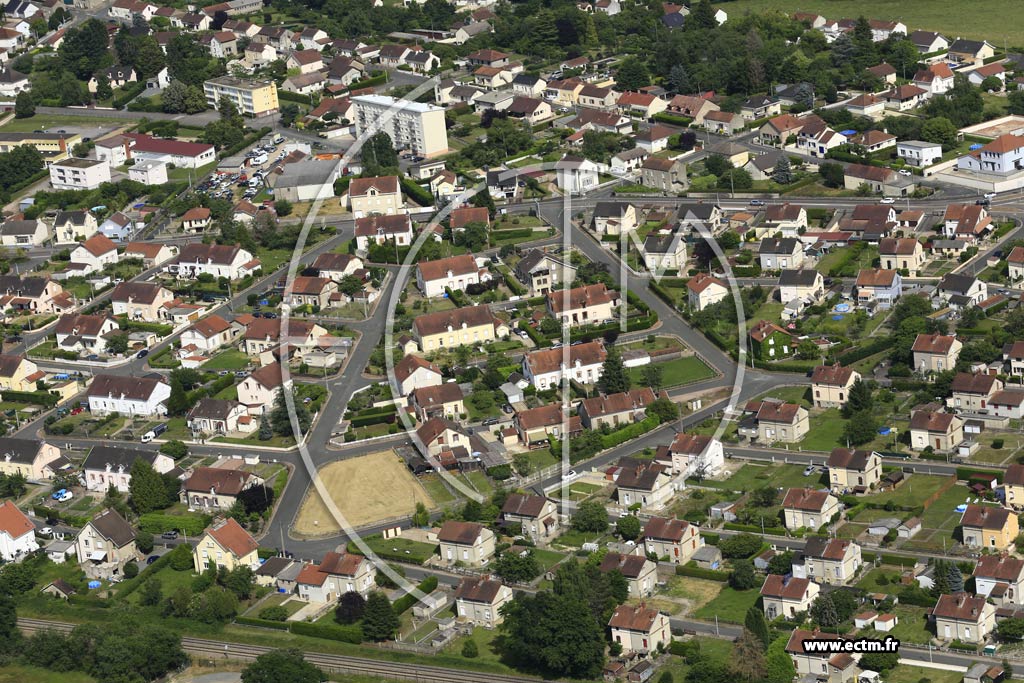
[803,464,816,476]
[879,197,896,204]
[749,199,765,206]
[136,349,149,359]
[161,530,179,540]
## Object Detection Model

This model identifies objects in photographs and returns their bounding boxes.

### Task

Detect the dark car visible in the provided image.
[749,199,765,206]
[146,555,160,565]
[136,349,149,359]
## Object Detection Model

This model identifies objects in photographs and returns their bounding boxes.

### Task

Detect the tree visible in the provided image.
[362,591,399,641]
[766,636,797,683]
[999,618,1024,641]
[462,638,479,658]
[139,578,162,607]
[796,339,820,360]
[495,549,542,582]
[750,486,778,508]
[845,378,873,415]
[688,0,717,29]
[338,275,364,297]
[745,605,771,648]
[334,591,366,625]
[616,515,641,541]
[280,102,300,127]
[411,501,429,527]
[270,387,311,436]
[94,74,113,100]
[616,57,650,91]
[860,652,900,673]
[166,375,190,416]
[129,459,170,513]
[810,593,840,626]
[731,628,767,681]
[719,533,761,558]
[946,562,963,592]
[771,155,793,185]
[920,116,958,150]
[363,131,399,176]
[843,410,878,446]
[136,530,154,554]
[668,64,690,94]
[13,91,33,119]
[275,199,293,217]
[767,550,794,576]
[571,500,609,533]
[242,649,326,683]
[105,331,130,355]
[1009,89,1024,115]
[647,397,679,422]
[641,364,663,391]
[730,560,756,590]
[717,168,753,191]
[819,162,845,188]
[598,346,630,394]
[159,440,188,460]
[258,415,272,441]
[161,80,189,113]
[500,591,606,679]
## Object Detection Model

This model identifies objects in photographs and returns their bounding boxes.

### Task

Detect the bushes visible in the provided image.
[392,576,439,615]
[1,390,58,407]
[236,616,289,630]
[490,228,533,241]
[836,337,890,365]
[652,112,693,127]
[676,563,730,582]
[955,466,1002,483]
[724,522,787,536]
[601,416,660,449]
[111,81,147,109]
[400,177,434,206]
[289,621,363,643]
[138,512,212,536]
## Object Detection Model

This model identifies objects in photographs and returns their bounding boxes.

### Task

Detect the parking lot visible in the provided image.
[195,133,289,204]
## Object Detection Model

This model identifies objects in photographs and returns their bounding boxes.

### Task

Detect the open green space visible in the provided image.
[693,586,760,623]
[702,463,824,492]
[628,355,716,388]
[203,350,251,371]
[885,665,964,683]
[860,605,932,645]
[0,665,96,682]
[0,115,135,133]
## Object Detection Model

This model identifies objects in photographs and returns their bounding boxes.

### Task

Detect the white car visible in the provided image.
[55,490,73,502]
[879,197,896,204]
[984,192,998,199]
[561,469,578,482]
[898,169,912,177]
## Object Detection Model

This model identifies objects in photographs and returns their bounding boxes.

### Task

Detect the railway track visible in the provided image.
[17,617,556,683]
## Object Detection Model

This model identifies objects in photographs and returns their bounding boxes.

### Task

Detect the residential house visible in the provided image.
[437,520,495,566]
[796,119,845,157]
[0,499,37,561]
[912,333,962,373]
[416,254,487,298]
[778,269,824,305]
[555,155,599,194]
[182,466,262,510]
[68,234,118,275]
[909,410,964,451]
[989,390,1024,421]
[312,253,363,282]
[454,576,513,628]
[591,202,638,236]
[785,630,860,683]
[54,313,119,355]
[615,458,674,511]
[514,404,580,447]
[973,554,1024,604]
[415,417,471,458]
[845,93,886,118]
[748,320,792,360]
[758,237,803,269]
[1008,246,1024,282]
[759,113,814,146]
[186,399,252,437]
[86,374,170,417]
[654,432,725,479]
[348,175,403,217]
[124,242,176,267]
[642,516,702,564]
[393,355,442,396]
[75,508,137,579]
[948,39,996,66]
[286,276,337,310]
[511,73,546,97]
[180,315,237,355]
[687,273,728,311]
[851,129,896,154]
[608,603,671,654]
[192,518,259,571]
[949,372,1003,412]
[320,551,376,597]
[353,214,413,251]
[913,63,955,96]
[546,283,616,327]
[237,362,291,415]
[0,217,48,246]
[855,268,902,309]
[98,211,136,241]
[933,592,996,643]
[883,84,927,111]
[703,110,744,135]
[796,537,862,585]
[514,249,576,296]
[52,210,97,245]
[782,487,841,530]
[879,238,926,275]
[640,157,687,193]
[522,340,606,390]
[957,134,1024,176]
[110,281,174,321]
[943,204,993,241]
[412,305,508,351]
[409,383,465,421]
[937,273,988,308]
[506,96,552,124]
[827,448,882,493]
[616,91,667,119]
[635,124,674,153]
[0,354,39,392]
[599,552,657,598]
[578,84,617,110]
[764,203,807,235]
[241,319,328,357]
[910,30,949,53]
[1006,340,1024,377]
[665,94,719,125]
[866,62,897,84]
[501,493,559,544]
[740,94,781,120]
[761,574,820,619]
[578,388,659,430]
[843,164,897,193]
[811,363,861,409]
[962,505,1019,550]
[0,438,62,481]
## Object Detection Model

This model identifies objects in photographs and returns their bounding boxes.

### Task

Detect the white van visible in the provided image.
[250,152,268,166]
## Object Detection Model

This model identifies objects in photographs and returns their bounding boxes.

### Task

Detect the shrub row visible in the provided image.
[392,576,439,614]
[1,390,59,407]
[33,505,88,528]
[836,337,890,365]
[112,81,147,109]
[652,112,693,127]
[675,563,730,582]
[220,127,273,162]
[236,616,290,630]
[956,466,1002,483]
[400,177,434,207]
[648,281,678,309]
[137,512,212,536]
[723,521,788,536]
[501,269,527,296]
[113,551,174,602]
[349,412,396,428]
[601,415,661,449]
[289,620,363,643]
[277,90,313,105]
[491,228,533,241]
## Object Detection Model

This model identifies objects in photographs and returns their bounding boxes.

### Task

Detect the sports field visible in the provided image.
[294,451,434,534]
[716,0,1024,44]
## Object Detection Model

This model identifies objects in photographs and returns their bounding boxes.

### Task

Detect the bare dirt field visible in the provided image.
[293,450,434,535]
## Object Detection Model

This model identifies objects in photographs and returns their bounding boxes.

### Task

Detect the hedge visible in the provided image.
[520,321,547,347]
[490,228,533,241]
[69,594,112,608]
[956,467,1002,483]
[400,177,434,207]
[220,127,273,161]
[724,521,788,536]
[138,512,212,536]
[349,412,396,428]
[346,72,387,90]
[289,621,363,643]
[1,390,59,407]
[648,281,679,309]
[675,563,730,582]
[236,616,290,630]
[392,576,439,614]
[33,505,88,528]
[601,415,660,449]
[112,551,175,602]
[702,532,719,545]
[501,269,527,296]
[836,337,890,365]
[112,81,147,110]
[653,112,693,127]
[277,90,313,105]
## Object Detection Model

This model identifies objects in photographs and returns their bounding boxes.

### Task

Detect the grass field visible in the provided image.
[886,665,964,683]
[860,605,932,645]
[0,666,95,682]
[294,451,434,533]
[703,463,824,491]
[203,350,251,371]
[628,355,716,388]
[715,0,1024,44]
[663,575,724,614]
[0,114,135,133]
[693,586,760,623]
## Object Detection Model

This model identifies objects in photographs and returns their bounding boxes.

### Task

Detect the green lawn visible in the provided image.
[885,665,964,683]
[862,474,950,509]
[0,665,95,682]
[758,386,812,407]
[419,474,457,506]
[203,350,251,371]
[715,0,1024,43]
[693,586,761,623]
[801,408,847,451]
[703,463,824,492]
[860,605,932,645]
[0,115,135,133]
[629,356,716,388]
[351,535,437,564]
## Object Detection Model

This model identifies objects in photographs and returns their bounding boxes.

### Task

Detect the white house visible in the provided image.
[0,499,37,561]
[556,155,599,194]
[169,243,260,280]
[86,374,171,417]
[68,234,119,275]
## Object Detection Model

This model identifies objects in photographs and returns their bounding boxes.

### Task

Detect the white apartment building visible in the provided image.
[351,94,449,158]
[49,158,111,190]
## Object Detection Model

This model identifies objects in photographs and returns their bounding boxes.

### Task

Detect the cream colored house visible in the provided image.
[643,516,702,564]
[546,283,616,328]
[320,551,377,597]
[810,363,860,409]
[455,576,512,628]
[912,333,962,374]
[0,354,39,393]
[599,552,657,598]
[616,459,674,511]
[753,401,809,443]
[1002,464,1024,511]
[609,603,671,654]
[796,537,862,585]
[438,520,496,567]
[910,410,963,452]
[192,518,259,572]
[961,505,1019,550]
[0,438,61,480]
[348,175,403,217]
[933,593,995,643]
[413,305,508,352]
[237,362,290,415]
[110,282,174,321]
[948,372,1003,412]
[409,383,465,421]
[181,466,263,510]
[973,554,1024,605]
[879,238,926,276]
[687,273,728,311]
[501,493,559,544]
[577,387,659,431]
[826,448,882,493]
[761,574,820,619]
[786,630,860,683]
[1008,246,1024,282]
[782,488,841,530]
[75,508,137,579]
